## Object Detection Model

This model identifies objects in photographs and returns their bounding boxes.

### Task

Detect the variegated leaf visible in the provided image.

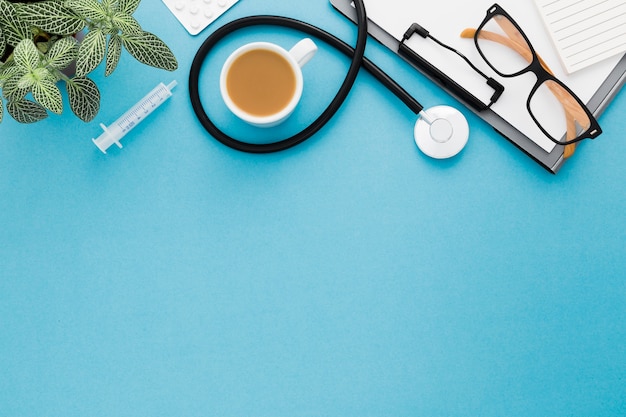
[65,0,107,21]
[0,0,31,46]
[0,62,18,82]
[20,68,51,90]
[66,76,100,122]
[14,40,41,71]
[118,0,141,15]
[32,78,63,114]
[2,68,29,101]
[111,11,142,35]
[0,28,6,60]
[18,1,85,36]
[105,34,122,76]
[6,98,48,123]
[76,29,106,76]
[0,99,4,123]
[121,31,178,71]
[46,36,79,70]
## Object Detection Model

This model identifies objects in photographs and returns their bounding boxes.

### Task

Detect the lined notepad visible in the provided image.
[534,0,626,73]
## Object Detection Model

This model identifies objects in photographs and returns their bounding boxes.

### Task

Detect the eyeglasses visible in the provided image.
[462,3,602,148]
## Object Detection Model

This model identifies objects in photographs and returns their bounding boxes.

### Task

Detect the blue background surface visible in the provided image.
[1,1,625,416]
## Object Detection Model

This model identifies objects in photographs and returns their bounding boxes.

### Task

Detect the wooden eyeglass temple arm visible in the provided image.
[460,28,579,158]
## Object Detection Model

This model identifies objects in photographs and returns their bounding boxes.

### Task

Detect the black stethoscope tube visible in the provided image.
[189,0,424,153]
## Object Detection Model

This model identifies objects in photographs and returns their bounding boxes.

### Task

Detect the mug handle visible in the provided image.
[289,38,318,67]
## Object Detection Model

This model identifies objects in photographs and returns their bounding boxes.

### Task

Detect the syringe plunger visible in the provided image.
[93,81,177,153]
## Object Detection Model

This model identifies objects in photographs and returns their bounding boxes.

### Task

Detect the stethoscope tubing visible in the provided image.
[189,0,424,153]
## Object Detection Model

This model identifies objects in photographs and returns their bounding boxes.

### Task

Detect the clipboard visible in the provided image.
[330,0,626,173]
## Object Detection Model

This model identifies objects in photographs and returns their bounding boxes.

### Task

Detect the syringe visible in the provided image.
[92,80,177,153]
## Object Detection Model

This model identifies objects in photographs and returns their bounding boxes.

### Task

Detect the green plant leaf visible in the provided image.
[2,68,29,101]
[65,0,107,21]
[76,29,106,76]
[0,28,6,60]
[46,36,78,69]
[6,98,48,123]
[1,61,20,81]
[111,11,142,35]
[14,40,41,71]
[18,1,85,36]
[0,0,31,46]
[118,0,141,15]
[32,78,63,114]
[0,99,4,123]
[17,67,50,89]
[16,73,34,89]
[66,76,100,121]
[105,34,121,76]
[121,31,178,71]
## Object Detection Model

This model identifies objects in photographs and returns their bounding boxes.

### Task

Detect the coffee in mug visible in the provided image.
[220,38,317,127]
[226,48,297,117]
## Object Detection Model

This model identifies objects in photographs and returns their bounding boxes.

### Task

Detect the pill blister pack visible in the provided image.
[161,0,240,35]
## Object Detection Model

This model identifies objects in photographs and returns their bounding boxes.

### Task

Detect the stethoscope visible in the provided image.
[189,0,469,159]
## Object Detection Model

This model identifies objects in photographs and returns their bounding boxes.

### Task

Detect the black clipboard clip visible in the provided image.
[399,23,504,112]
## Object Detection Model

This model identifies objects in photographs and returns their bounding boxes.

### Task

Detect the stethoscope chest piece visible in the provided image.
[414,105,469,159]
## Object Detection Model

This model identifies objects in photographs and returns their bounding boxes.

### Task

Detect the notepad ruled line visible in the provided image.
[543,0,588,16]
[552,8,625,31]
[546,0,589,15]
[570,42,626,66]
[567,35,625,58]
[561,23,624,46]
[550,2,610,24]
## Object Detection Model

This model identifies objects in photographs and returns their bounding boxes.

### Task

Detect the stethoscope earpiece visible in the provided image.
[414,106,469,159]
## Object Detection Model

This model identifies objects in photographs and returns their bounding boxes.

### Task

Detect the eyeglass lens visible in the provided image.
[476,12,593,144]
[477,13,533,75]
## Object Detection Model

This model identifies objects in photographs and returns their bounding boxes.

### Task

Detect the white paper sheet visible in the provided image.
[534,0,626,74]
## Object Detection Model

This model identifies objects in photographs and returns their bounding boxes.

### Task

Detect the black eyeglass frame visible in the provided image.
[473,3,602,146]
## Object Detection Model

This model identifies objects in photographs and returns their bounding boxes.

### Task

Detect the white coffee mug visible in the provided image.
[220,38,317,128]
